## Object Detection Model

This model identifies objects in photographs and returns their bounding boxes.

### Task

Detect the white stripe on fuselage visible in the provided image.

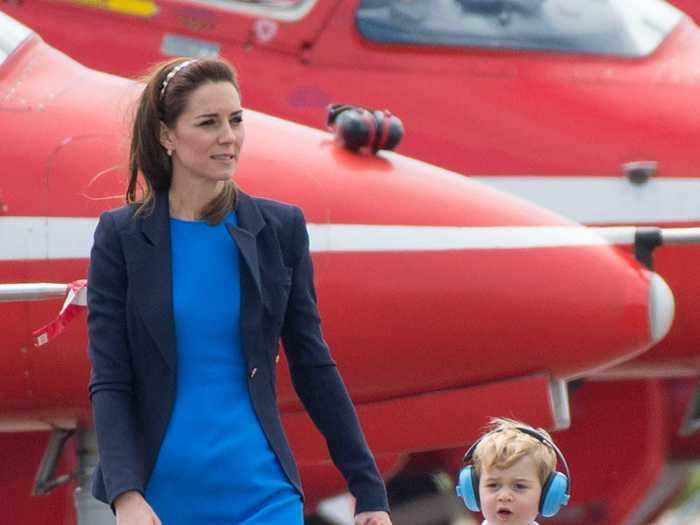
[0,217,626,261]
[473,176,700,224]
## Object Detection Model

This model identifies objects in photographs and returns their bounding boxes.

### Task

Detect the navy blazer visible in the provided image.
[87,189,389,514]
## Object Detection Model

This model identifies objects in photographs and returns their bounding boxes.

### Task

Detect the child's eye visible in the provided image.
[230,116,243,126]
[515,483,529,490]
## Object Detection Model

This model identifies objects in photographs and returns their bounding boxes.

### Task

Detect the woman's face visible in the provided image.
[161,81,244,186]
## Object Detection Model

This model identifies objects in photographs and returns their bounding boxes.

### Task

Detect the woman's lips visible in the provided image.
[211,154,236,163]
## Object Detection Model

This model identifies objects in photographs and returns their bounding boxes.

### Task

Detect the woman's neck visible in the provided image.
[168,179,224,221]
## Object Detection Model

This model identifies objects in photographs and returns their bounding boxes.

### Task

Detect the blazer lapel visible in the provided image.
[226,191,265,365]
[226,191,264,300]
[131,190,177,371]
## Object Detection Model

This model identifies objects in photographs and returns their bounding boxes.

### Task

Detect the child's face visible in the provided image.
[479,455,542,524]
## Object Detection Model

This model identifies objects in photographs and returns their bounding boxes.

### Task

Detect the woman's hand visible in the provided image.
[355,510,393,525]
[114,491,161,525]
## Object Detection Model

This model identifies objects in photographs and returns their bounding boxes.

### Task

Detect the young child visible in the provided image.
[456,418,570,525]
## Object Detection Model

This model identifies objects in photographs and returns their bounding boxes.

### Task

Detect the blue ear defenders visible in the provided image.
[456,426,571,518]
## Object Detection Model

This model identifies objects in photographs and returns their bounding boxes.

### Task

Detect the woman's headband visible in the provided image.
[159,59,196,100]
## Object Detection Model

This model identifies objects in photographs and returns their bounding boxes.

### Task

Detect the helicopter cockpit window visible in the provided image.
[356,0,683,57]
[191,0,317,21]
[0,12,33,66]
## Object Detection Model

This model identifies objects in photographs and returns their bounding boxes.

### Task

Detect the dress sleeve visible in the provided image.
[281,207,390,514]
[87,211,145,504]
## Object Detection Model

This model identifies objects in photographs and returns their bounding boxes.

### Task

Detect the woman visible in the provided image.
[87,57,392,525]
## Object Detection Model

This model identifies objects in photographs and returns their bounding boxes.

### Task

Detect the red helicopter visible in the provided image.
[1,0,698,379]
[4,1,700,522]
[0,11,676,525]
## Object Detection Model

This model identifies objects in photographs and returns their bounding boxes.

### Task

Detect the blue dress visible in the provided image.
[144,211,303,525]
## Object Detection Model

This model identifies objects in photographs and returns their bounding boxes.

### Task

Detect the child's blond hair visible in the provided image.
[472,418,557,485]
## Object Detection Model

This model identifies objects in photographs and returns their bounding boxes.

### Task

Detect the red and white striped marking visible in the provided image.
[32,279,87,347]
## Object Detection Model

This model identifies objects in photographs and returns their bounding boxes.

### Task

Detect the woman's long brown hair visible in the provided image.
[127,57,240,224]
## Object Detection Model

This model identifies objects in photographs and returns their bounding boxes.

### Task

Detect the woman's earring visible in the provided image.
[167,148,173,157]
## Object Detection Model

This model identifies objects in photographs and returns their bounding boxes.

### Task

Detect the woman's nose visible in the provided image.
[219,122,237,144]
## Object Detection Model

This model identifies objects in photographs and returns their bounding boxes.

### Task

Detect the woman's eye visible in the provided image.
[199,120,214,126]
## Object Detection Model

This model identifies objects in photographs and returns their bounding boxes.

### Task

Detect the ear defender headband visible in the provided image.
[326,103,404,153]
[455,426,571,518]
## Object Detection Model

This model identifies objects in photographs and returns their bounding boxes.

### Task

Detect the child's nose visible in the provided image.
[497,489,514,502]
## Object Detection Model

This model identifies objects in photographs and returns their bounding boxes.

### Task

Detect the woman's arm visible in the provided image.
[87,212,146,506]
[281,207,390,517]
[355,512,392,525]
[114,491,161,525]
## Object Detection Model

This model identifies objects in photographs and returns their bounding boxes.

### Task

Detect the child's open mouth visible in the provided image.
[497,508,513,519]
